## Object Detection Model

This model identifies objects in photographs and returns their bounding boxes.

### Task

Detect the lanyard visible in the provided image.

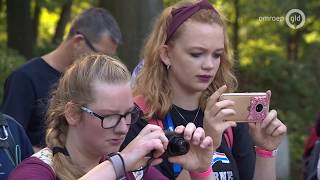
[164,112,182,177]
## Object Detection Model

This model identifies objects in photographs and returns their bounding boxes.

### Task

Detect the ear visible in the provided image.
[64,102,81,126]
[69,34,85,51]
[159,45,172,67]
[71,34,83,44]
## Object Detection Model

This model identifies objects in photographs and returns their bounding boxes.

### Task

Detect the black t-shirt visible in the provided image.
[121,105,255,180]
[1,58,61,146]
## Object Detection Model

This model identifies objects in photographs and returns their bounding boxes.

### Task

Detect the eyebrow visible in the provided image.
[95,106,136,115]
[215,48,224,53]
[188,46,224,52]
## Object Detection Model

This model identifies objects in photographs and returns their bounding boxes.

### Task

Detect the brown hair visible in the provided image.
[134,0,237,119]
[46,54,130,179]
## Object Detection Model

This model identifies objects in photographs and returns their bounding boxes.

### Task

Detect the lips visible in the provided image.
[108,138,124,145]
[196,75,212,83]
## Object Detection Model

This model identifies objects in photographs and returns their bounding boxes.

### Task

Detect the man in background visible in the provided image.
[1,8,122,151]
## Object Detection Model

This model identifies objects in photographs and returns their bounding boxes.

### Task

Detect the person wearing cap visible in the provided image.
[122,0,287,179]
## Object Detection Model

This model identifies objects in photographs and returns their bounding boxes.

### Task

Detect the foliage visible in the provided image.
[35,0,92,51]
[0,46,25,102]
[237,54,320,179]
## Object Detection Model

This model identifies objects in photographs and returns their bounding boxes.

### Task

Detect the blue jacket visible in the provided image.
[0,114,33,180]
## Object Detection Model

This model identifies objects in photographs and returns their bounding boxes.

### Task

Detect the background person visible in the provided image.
[0,113,33,180]
[1,8,122,151]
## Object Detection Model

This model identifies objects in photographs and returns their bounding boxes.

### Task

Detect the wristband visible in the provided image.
[189,166,213,179]
[255,147,278,158]
[107,152,127,180]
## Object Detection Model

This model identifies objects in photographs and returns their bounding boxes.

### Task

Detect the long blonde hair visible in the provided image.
[134,0,237,119]
[46,54,130,180]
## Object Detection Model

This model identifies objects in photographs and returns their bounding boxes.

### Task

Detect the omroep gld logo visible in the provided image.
[285,9,305,29]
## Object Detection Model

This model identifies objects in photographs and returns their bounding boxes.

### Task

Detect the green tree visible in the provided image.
[99,0,163,71]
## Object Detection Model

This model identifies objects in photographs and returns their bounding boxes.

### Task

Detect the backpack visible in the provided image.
[133,96,233,149]
[303,139,320,180]
[0,113,21,167]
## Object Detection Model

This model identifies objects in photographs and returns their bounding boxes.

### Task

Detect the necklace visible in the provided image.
[172,105,200,124]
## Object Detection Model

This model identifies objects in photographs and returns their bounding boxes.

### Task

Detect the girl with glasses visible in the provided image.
[9,54,214,180]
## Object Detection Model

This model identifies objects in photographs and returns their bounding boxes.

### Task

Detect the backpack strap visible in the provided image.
[0,113,20,166]
[224,127,233,149]
[134,96,164,129]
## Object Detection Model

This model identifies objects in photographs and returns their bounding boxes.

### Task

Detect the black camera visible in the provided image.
[163,131,190,157]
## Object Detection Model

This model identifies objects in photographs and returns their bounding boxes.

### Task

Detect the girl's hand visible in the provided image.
[120,124,168,171]
[249,109,287,151]
[203,85,237,149]
[249,110,287,151]
[168,123,213,172]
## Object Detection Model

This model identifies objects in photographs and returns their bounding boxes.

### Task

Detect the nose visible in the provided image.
[113,117,129,134]
[201,55,215,70]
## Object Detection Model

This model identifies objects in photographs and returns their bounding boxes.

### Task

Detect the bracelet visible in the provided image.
[189,166,213,179]
[107,152,127,180]
[255,147,278,158]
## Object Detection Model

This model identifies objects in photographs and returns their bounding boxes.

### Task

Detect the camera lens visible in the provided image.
[164,131,190,157]
[256,104,263,112]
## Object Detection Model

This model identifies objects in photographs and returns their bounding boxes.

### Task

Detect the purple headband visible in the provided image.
[165,0,217,44]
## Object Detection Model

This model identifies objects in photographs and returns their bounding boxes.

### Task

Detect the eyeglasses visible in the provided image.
[80,104,143,129]
[76,31,98,53]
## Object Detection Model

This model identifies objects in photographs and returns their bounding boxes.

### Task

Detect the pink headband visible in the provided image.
[165,0,218,44]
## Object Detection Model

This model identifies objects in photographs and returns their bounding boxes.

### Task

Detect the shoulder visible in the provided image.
[2,114,31,143]
[11,57,44,74]
[5,58,43,81]
[3,114,24,129]
[2,114,30,144]
[8,155,55,180]
[31,147,53,168]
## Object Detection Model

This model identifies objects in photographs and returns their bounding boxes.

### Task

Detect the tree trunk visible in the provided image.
[287,31,301,61]
[0,0,4,12]
[32,0,41,47]
[6,0,33,59]
[99,0,163,71]
[232,0,240,66]
[52,0,73,44]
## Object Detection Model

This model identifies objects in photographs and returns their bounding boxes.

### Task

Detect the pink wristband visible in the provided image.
[255,147,277,158]
[189,166,213,179]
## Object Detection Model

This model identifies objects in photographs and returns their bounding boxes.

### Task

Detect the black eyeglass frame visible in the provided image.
[76,31,98,53]
[80,104,143,129]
